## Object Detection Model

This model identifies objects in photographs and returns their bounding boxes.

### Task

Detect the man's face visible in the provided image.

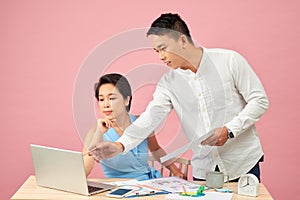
[149,34,186,69]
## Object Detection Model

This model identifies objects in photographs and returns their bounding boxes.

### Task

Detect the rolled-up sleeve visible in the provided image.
[225,52,269,136]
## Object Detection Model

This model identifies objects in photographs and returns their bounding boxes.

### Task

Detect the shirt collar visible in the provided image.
[174,47,207,78]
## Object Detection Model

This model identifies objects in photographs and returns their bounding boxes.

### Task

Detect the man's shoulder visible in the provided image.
[204,48,243,62]
[205,47,237,55]
[158,69,185,84]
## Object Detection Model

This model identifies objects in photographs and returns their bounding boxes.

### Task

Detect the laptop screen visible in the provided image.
[30,144,114,195]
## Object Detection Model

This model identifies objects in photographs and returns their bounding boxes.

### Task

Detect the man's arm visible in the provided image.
[202,52,269,146]
[117,83,173,153]
[224,52,269,137]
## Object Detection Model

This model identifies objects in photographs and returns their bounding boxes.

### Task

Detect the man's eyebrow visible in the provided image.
[154,44,166,51]
[157,44,165,49]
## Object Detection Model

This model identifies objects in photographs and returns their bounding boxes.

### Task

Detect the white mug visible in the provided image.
[206,171,229,188]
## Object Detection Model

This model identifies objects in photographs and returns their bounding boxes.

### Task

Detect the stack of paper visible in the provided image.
[139,176,201,193]
[166,192,233,200]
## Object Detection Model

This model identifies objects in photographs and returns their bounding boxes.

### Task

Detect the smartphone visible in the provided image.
[106,188,133,198]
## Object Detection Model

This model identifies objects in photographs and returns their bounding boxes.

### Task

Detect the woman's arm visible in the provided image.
[148,134,186,179]
[82,126,102,176]
[83,118,116,175]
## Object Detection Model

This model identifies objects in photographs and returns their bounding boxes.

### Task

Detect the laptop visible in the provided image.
[30,144,115,196]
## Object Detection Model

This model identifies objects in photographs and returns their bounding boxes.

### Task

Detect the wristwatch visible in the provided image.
[227,127,235,139]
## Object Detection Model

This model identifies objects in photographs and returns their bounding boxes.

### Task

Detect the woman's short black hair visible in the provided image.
[94,73,132,112]
[146,13,193,44]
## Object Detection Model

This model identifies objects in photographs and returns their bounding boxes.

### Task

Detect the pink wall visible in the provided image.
[1,1,299,199]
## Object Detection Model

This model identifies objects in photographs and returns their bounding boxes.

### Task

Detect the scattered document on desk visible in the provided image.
[166,192,233,200]
[139,176,201,193]
[109,179,139,187]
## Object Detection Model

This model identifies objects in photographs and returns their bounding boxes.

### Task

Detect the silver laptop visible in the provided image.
[30,144,115,196]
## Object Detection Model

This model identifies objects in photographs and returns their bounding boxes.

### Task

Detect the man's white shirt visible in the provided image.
[118,47,269,180]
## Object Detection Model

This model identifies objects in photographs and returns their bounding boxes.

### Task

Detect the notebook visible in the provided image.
[30,144,115,196]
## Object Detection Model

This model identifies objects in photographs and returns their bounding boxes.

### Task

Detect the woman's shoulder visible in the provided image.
[129,114,139,121]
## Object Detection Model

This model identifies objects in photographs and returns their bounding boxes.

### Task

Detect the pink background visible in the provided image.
[1,1,299,199]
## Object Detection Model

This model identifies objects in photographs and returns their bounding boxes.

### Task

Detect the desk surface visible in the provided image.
[11,176,273,200]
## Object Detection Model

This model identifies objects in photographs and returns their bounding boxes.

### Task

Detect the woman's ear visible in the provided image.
[124,96,130,107]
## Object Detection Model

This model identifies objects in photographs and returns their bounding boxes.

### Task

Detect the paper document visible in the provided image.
[109,180,139,187]
[139,176,201,193]
[109,179,169,198]
[160,129,215,163]
[165,192,233,200]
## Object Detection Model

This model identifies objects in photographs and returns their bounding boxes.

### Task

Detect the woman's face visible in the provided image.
[97,83,129,119]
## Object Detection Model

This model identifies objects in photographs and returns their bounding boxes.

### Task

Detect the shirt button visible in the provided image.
[198,92,202,96]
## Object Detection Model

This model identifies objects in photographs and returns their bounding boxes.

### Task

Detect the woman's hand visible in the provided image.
[169,164,187,180]
[148,134,187,179]
[97,118,116,133]
[87,118,114,151]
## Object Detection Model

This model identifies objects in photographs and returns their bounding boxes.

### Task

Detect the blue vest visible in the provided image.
[100,114,161,180]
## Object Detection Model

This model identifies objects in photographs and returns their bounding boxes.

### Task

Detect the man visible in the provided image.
[89,13,269,181]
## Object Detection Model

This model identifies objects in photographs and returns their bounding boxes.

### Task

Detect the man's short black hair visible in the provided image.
[146,13,193,44]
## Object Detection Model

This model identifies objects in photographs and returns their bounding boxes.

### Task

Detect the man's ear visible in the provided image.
[178,35,188,49]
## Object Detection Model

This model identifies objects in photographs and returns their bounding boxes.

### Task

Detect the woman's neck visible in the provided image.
[114,113,131,135]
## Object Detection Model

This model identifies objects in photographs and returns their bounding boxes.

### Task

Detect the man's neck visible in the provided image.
[181,47,203,73]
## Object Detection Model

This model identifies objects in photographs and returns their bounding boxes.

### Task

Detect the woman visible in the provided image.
[83,73,185,180]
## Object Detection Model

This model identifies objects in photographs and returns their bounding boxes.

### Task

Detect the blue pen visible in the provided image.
[215,188,233,193]
[135,190,155,195]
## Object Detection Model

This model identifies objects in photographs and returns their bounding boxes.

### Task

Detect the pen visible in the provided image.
[125,191,169,198]
[215,188,233,193]
[82,147,97,156]
[135,190,155,195]
[182,185,187,195]
[138,184,161,191]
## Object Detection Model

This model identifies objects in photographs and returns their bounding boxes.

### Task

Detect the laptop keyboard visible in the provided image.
[88,185,103,193]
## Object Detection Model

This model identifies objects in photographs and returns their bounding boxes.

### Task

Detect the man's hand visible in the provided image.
[88,141,123,162]
[201,127,228,146]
